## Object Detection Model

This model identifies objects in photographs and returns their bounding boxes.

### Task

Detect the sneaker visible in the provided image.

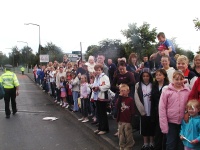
[141,145,150,150]
[98,131,106,135]
[54,100,57,103]
[94,130,100,134]
[88,113,93,117]
[56,101,60,104]
[149,145,154,150]
[78,117,84,121]
[65,105,69,109]
[60,102,63,106]
[82,119,89,123]
[62,103,67,108]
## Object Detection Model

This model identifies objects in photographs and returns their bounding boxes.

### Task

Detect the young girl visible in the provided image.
[78,75,90,123]
[134,68,154,150]
[180,100,200,150]
[159,71,191,150]
[151,69,169,150]
[71,72,80,112]
[59,76,67,107]
[66,73,73,109]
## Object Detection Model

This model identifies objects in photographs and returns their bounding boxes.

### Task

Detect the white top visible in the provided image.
[165,67,175,83]
[49,71,56,82]
[141,83,152,116]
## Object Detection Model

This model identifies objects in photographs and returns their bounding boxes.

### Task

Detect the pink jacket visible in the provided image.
[159,83,190,134]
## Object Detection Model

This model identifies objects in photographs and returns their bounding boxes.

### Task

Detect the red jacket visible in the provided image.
[189,77,200,102]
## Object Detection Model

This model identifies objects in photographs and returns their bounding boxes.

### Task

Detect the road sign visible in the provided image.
[40,55,49,62]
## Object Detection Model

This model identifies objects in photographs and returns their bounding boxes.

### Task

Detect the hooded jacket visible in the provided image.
[134,68,153,116]
[189,77,200,102]
[159,83,190,134]
[180,116,200,149]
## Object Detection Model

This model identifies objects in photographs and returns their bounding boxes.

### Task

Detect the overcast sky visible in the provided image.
[0,0,200,56]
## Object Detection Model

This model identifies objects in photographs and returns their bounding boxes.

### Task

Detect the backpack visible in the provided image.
[0,83,5,100]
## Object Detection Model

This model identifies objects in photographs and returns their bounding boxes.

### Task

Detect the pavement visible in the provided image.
[8,69,143,150]
[0,71,112,150]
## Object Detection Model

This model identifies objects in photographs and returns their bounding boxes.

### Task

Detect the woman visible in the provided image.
[66,62,73,72]
[176,55,197,89]
[127,53,141,83]
[112,60,135,136]
[91,64,110,135]
[191,54,200,77]
[85,55,96,74]
[161,55,175,83]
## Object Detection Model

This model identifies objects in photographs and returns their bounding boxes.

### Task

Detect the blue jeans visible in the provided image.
[73,91,79,111]
[166,123,183,150]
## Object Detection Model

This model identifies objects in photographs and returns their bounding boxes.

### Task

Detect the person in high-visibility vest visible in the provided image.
[20,67,25,75]
[0,64,20,118]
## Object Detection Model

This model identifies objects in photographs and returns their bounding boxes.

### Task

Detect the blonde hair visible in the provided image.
[173,70,184,79]
[193,54,200,68]
[119,84,129,91]
[174,54,180,61]
[187,100,200,110]
[177,55,189,64]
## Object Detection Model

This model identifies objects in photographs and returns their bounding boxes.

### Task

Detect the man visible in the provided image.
[143,56,150,69]
[107,59,117,83]
[20,66,25,75]
[0,64,19,118]
[97,55,109,76]
[150,32,176,69]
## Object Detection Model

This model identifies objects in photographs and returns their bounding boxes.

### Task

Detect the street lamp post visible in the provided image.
[17,41,29,73]
[24,23,41,64]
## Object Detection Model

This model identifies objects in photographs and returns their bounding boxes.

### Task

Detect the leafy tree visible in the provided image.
[85,39,125,63]
[121,22,157,59]
[171,37,194,61]
[42,42,64,62]
[193,18,200,31]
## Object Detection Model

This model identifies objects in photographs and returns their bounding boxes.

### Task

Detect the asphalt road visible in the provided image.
[0,73,106,150]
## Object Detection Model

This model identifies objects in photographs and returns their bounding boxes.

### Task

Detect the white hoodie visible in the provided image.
[165,67,175,83]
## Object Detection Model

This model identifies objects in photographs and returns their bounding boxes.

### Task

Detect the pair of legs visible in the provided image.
[72,91,79,111]
[118,122,134,150]
[80,98,90,120]
[166,123,183,150]
[4,88,17,117]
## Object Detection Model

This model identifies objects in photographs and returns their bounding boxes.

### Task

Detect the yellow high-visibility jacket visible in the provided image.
[0,71,20,89]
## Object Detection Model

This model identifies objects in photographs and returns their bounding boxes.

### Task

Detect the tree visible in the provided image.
[121,22,157,59]
[193,18,200,31]
[171,37,194,61]
[85,39,125,63]
[42,42,64,62]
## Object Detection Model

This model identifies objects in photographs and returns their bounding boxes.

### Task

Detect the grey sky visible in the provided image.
[1,0,200,56]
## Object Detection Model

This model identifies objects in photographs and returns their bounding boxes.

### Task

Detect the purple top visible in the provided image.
[80,82,88,98]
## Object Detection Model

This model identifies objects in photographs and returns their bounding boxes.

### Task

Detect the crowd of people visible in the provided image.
[32,32,200,150]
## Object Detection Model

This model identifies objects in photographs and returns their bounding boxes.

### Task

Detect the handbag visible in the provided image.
[0,83,5,100]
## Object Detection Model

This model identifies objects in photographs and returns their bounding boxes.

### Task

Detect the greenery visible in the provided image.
[193,18,200,31]
[85,22,194,62]
[0,42,64,68]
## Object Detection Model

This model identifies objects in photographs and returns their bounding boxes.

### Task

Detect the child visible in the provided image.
[71,72,80,112]
[66,73,73,109]
[151,69,169,150]
[78,75,90,123]
[116,84,135,150]
[59,76,67,107]
[159,71,191,150]
[134,68,154,150]
[180,100,200,150]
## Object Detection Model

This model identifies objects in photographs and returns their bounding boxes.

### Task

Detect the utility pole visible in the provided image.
[80,42,82,61]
